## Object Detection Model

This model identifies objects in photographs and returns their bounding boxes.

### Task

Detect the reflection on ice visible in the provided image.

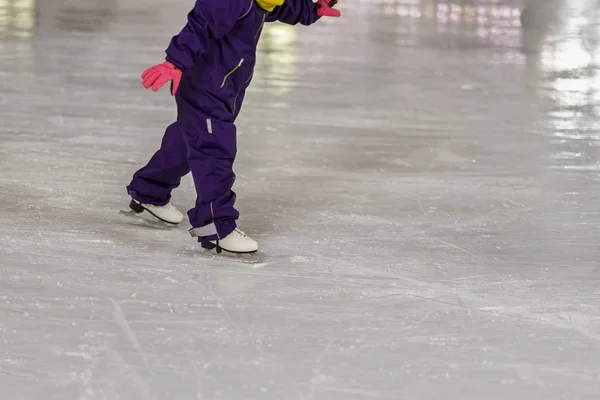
[537,0,600,172]
[0,0,35,38]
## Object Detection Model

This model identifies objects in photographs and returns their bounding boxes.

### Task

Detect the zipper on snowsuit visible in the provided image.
[220,58,245,88]
[232,72,255,116]
[230,11,267,116]
[255,12,266,40]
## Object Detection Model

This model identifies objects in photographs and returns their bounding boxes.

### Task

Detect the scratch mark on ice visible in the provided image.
[308,339,335,400]
[416,197,425,214]
[109,298,152,373]
[110,349,156,400]
[431,237,475,256]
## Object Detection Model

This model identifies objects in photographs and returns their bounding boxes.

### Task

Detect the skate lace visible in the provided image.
[234,228,247,238]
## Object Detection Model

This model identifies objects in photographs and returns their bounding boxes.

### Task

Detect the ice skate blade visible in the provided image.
[119,209,177,229]
[200,248,265,264]
[201,241,258,254]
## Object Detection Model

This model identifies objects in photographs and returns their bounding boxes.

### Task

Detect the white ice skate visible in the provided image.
[128,199,185,225]
[201,228,258,254]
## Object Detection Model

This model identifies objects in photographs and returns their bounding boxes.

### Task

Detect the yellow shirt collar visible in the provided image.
[255,0,284,12]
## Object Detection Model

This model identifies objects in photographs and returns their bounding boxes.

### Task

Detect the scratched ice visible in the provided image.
[1,0,600,399]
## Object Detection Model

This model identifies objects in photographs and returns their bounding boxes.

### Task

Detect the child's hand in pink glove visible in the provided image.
[317,0,341,18]
[141,62,182,96]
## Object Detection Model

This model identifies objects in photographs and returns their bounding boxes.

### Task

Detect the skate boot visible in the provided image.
[201,228,258,254]
[128,198,185,224]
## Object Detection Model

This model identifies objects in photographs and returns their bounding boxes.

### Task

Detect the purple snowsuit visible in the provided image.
[127,0,320,241]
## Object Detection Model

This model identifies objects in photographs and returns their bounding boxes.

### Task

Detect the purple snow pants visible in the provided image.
[127,114,239,242]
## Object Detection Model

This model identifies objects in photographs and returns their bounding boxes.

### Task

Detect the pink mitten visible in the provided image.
[141,62,182,96]
[317,0,341,17]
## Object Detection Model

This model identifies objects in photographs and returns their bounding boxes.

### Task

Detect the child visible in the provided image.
[126,0,340,254]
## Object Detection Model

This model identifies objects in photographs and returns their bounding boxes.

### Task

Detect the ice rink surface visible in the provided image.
[1,0,600,398]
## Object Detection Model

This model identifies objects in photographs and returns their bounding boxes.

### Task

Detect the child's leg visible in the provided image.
[127,122,190,205]
[178,117,239,242]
